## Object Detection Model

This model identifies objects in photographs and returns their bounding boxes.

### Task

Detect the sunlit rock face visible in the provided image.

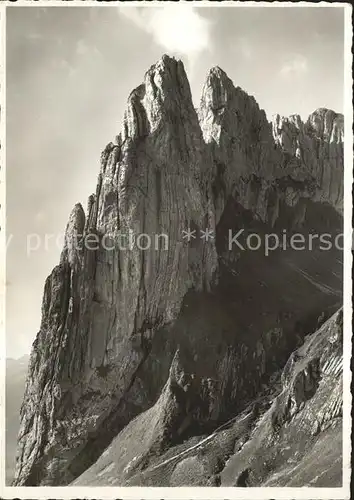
[199,66,281,224]
[200,68,343,225]
[14,55,343,487]
[272,108,343,212]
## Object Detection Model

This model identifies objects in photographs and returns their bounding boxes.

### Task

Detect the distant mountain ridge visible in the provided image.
[6,355,29,485]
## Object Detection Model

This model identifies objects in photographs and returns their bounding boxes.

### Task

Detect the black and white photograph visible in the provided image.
[0,2,352,498]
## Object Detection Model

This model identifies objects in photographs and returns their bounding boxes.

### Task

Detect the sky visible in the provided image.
[5,5,345,358]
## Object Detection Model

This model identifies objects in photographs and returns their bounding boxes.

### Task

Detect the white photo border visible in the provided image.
[0,2,352,499]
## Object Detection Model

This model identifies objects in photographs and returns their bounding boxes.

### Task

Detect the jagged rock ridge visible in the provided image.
[14,55,343,486]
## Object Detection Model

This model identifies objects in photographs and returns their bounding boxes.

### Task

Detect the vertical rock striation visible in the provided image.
[14,55,217,486]
[14,55,344,486]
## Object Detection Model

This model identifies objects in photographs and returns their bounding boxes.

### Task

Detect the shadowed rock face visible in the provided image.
[73,310,342,487]
[13,55,343,486]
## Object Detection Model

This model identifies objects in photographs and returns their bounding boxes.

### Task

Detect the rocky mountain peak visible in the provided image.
[13,56,344,487]
[199,65,268,146]
[273,107,344,145]
[60,202,85,268]
[120,55,195,142]
[200,66,234,119]
[306,107,344,143]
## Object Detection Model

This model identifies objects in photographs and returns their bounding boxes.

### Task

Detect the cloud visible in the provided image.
[34,211,46,225]
[280,54,308,77]
[119,5,212,65]
[235,36,253,60]
[76,39,89,56]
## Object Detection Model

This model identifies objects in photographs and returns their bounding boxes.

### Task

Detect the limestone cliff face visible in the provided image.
[14,55,217,486]
[272,108,343,212]
[199,66,280,224]
[199,67,343,225]
[14,55,344,486]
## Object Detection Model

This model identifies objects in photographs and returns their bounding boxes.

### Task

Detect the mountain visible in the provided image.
[5,355,29,485]
[13,55,343,487]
